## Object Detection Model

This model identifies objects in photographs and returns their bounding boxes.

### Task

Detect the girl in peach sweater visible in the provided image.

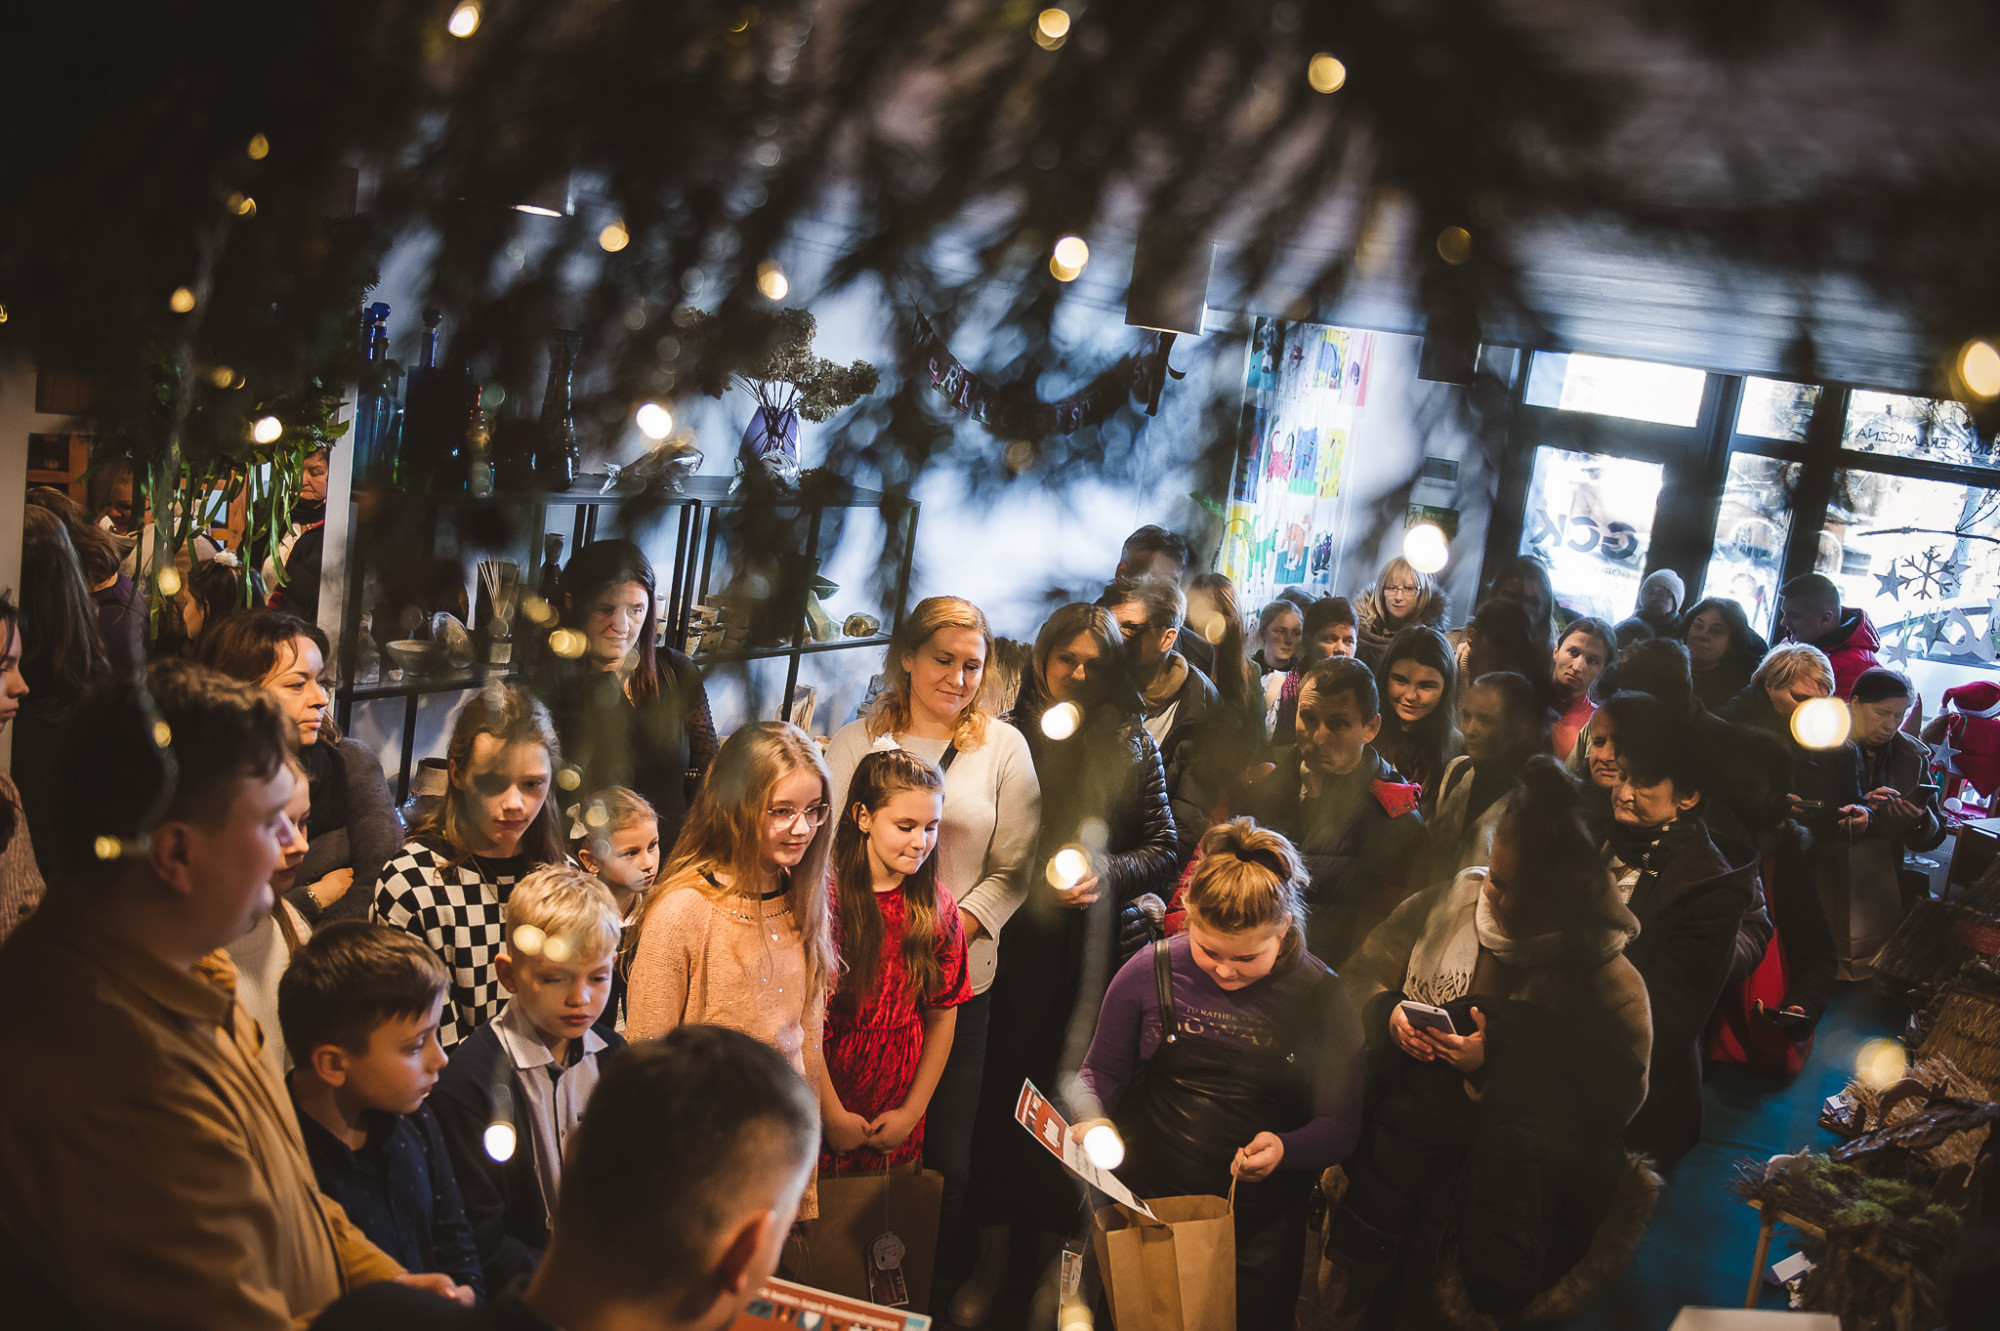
[624,721,837,1212]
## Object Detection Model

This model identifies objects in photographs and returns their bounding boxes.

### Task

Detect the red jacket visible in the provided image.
[1939,681,2000,797]
[1792,607,1881,698]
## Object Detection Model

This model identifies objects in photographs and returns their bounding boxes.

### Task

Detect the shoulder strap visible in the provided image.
[938,741,961,774]
[1150,937,1180,1039]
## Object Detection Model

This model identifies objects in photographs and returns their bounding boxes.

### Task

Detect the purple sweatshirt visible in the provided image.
[1080,934,1365,1172]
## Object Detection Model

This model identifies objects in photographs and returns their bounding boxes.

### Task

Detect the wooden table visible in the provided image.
[1744,1200,1825,1309]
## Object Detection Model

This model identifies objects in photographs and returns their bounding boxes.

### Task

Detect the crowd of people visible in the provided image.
[0,501,1957,1330]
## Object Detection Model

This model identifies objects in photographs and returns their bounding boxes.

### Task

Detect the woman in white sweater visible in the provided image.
[824,596,1041,1278]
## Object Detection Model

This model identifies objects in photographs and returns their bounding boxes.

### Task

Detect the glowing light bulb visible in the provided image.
[447,1,482,38]
[544,935,571,963]
[252,415,283,444]
[1436,226,1472,265]
[599,220,630,253]
[94,836,123,861]
[1855,1037,1908,1090]
[170,287,196,313]
[1081,1123,1125,1170]
[511,924,546,957]
[585,802,610,828]
[556,764,582,790]
[208,366,234,388]
[1034,7,1070,49]
[635,402,673,439]
[1791,696,1851,750]
[484,1121,516,1161]
[1959,338,2000,401]
[1053,235,1089,271]
[1403,522,1450,574]
[1048,846,1090,890]
[247,134,270,160]
[1040,701,1081,740]
[756,262,789,301]
[156,567,184,597]
[152,721,174,748]
[549,627,588,659]
[0,304,8,323]
[1307,53,1347,94]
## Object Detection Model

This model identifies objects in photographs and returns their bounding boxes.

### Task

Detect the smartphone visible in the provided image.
[1918,783,1941,810]
[1398,999,1463,1037]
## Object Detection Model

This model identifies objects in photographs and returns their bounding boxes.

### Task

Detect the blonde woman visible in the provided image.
[822,596,1040,1259]
[1356,554,1448,671]
[624,721,837,1215]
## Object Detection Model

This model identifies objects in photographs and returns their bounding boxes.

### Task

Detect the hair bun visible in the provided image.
[1517,754,1581,811]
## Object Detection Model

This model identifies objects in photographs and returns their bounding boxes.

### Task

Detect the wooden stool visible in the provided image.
[1743,1199,1826,1308]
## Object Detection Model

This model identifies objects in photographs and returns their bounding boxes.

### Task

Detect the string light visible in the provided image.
[1050,235,1089,282]
[170,287,196,313]
[511,925,547,957]
[1081,1122,1125,1169]
[483,1121,516,1161]
[599,220,630,253]
[756,261,789,301]
[1791,696,1851,749]
[1040,701,1081,740]
[94,836,123,861]
[549,627,589,659]
[556,764,583,790]
[447,1,482,39]
[635,402,674,439]
[1047,846,1090,890]
[1958,338,2000,401]
[209,366,234,388]
[1034,8,1070,50]
[0,304,9,324]
[1855,1037,1907,1089]
[247,134,270,160]
[544,935,572,963]
[1436,226,1472,265]
[252,416,283,445]
[1403,522,1450,574]
[1307,53,1347,94]
[153,721,173,748]
[156,567,184,597]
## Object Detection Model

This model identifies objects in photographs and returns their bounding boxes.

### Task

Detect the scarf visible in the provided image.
[1403,867,1638,1008]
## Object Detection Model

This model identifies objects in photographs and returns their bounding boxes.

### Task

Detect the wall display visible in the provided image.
[912,312,1177,439]
[1220,318,1374,608]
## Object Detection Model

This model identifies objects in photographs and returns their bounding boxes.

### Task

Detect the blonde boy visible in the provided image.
[429,866,627,1291]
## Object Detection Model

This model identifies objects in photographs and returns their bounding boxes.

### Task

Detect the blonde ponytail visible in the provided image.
[1183,818,1309,967]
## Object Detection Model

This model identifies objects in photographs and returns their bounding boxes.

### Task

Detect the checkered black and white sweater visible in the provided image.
[374,839,533,1048]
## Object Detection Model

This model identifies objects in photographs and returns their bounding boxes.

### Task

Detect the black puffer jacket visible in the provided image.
[1017,701,1178,919]
[1612,815,1758,1167]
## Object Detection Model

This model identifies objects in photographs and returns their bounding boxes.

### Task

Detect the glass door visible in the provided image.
[1519,446,1667,623]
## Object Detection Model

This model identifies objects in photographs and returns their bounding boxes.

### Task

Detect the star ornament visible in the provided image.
[1876,564,1907,600]
[1931,727,1962,776]
[1884,632,1913,667]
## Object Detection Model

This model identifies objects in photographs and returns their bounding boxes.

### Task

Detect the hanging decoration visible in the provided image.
[911,312,1180,439]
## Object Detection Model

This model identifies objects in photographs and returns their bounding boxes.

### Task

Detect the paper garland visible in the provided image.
[912,311,1175,439]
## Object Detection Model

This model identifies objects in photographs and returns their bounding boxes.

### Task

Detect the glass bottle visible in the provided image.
[394,308,446,492]
[355,611,383,685]
[538,533,565,602]
[486,615,512,666]
[353,302,400,488]
[535,331,581,492]
[464,383,495,498]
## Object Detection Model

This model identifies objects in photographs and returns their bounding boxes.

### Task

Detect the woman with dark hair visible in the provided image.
[1373,626,1460,798]
[156,552,264,660]
[1462,599,1555,704]
[540,539,717,854]
[1425,672,1552,883]
[199,609,400,925]
[954,602,1177,1326]
[1680,596,1767,711]
[1322,757,1652,1328]
[1848,668,1946,907]
[1252,598,1303,678]
[27,487,145,676]
[1597,694,1759,1167]
[1356,554,1448,671]
[14,507,111,879]
[0,593,45,945]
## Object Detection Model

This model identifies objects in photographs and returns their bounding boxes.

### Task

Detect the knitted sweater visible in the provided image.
[0,771,46,947]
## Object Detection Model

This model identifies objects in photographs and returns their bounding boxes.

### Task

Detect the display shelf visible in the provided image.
[692,633,894,667]
[343,664,518,703]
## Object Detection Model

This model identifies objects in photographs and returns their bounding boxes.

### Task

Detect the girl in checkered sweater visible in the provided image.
[375,685,568,1048]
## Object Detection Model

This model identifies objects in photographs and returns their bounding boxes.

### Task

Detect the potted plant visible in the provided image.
[682,307,878,486]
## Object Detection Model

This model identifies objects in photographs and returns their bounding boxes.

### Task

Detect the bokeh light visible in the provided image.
[1082,1122,1125,1170]
[94,836,123,861]
[512,924,546,957]
[251,415,283,444]
[1048,845,1090,889]
[1050,235,1089,281]
[247,134,269,160]
[1403,522,1450,574]
[169,286,196,313]
[447,1,482,38]
[1041,700,1082,740]
[483,1121,516,1161]
[756,261,789,301]
[153,721,173,749]
[1308,53,1347,93]
[1791,696,1852,750]
[544,935,572,963]
[208,365,234,388]
[549,628,589,659]
[1034,8,1070,50]
[1959,338,2000,400]
[599,220,630,253]
[1436,226,1472,265]
[635,402,674,439]
[1855,1037,1908,1089]
[156,567,183,597]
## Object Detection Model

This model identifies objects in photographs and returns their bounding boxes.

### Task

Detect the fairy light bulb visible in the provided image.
[756,262,789,301]
[1307,53,1347,93]
[483,1121,516,1160]
[1040,700,1081,740]
[1403,522,1449,574]
[1959,338,2000,400]
[1855,1038,1908,1089]
[1081,1122,1125,1170]
[511,924,546,957]
[447,1,482,38]
[1791,696,1851,750]
[1048,846,1090,890]
[251,415,283,444]
[635,402,673,439]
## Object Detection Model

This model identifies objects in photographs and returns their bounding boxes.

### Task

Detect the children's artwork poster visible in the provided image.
[731,1276,932,1330]
[1221,319,1374,608]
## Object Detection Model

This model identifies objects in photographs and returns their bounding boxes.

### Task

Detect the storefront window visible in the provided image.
[1702,454,1799,632]
[1523,352,1707,428]
[1519,446,1665,622]
[1843,390,1995,470]
[1823,469,2000,710]
[1735,377,1820,442]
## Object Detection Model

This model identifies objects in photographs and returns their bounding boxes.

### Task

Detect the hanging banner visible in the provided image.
[911,313,1175,439]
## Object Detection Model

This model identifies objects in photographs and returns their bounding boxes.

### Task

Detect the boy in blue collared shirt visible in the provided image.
[282,922,484,1302]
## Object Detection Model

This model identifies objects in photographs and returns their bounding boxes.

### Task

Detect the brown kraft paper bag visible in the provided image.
[782,1163,943,1313]
[1092,1192,1236,1331]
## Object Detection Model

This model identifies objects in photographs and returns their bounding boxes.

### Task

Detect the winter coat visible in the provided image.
[1144,652,1235,865]
[1611,816,1758,1167]
[1357,595,1450,673]
[1234,745,1427,965]
[1856,730,1947,871]
[1790,606,1882,698]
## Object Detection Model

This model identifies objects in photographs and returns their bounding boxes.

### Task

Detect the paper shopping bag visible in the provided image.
[782,1164,943,1313]
[1093,1194,1236,1331]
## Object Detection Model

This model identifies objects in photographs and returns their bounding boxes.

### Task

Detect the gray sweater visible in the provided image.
[288,737,403,925]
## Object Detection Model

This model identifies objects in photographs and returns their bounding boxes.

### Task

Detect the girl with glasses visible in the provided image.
[624,721,838,1218]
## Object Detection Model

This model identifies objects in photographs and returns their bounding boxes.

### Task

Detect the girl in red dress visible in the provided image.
[820,748,972,1171]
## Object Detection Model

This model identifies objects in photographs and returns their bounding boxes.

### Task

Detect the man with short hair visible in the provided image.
[0,663,437,1329]
[1104,574,1228,864]
[1778,573,1880,698]
[1116,524,1215,678]
[313,1025,820,1331]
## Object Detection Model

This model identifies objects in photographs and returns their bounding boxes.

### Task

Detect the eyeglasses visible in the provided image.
[1383,584,1420,596]
[765,802,831,829]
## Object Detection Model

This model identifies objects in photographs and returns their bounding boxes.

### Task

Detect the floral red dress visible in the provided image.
[820,883,972,1172]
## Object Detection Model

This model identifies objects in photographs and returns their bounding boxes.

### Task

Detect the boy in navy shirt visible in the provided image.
[282,922,483,1303]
